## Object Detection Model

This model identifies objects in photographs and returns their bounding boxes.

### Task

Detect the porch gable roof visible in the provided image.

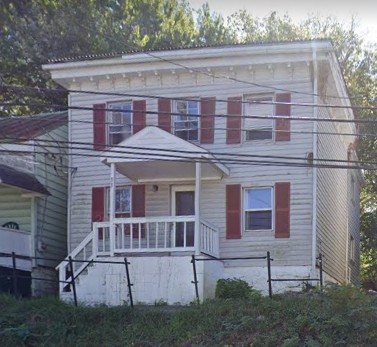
[100,126,229,182]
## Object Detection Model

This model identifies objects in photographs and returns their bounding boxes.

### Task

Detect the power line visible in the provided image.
[1,101,375,124]
[0,139,370,169]
[2,84,376,112]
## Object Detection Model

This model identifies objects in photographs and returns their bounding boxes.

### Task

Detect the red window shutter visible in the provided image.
[92,187,105,222]
[158,98,171,132]
[226,97,242,144]
[93,104,107,150]
[92,187,105,240]
[132,185,146,238]
[200,97,215,144]
[275,93,291,142]
[133,100,146,134]
[226,184,241,239]
[275,182,290,238]
[132,185,145,217]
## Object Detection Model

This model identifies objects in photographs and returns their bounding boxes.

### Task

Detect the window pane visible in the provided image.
[108,102,132,145]
[245,97,273,141]
[174,100,199,141]
[245,188,271,209]
[116,188,130,213]
[245,211,272,230]
[246,129,273,141]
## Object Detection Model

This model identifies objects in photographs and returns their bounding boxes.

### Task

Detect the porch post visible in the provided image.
[194,160,201,255]
[109,163,116,256]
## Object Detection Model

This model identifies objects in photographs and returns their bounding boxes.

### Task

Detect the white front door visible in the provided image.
[171,186,195,247]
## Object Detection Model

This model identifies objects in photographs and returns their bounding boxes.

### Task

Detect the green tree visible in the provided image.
[0,0,196,116]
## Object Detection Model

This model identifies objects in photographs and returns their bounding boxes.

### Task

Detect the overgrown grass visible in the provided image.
[1,286,377,346]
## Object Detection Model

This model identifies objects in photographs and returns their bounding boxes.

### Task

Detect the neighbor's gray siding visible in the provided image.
[68,62,314,267]
[0,185,32,231]
[34,125,68,269]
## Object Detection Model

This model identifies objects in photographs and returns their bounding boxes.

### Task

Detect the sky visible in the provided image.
[188,0,377,43]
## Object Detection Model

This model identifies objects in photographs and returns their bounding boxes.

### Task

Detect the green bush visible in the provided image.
[215,278,258,299]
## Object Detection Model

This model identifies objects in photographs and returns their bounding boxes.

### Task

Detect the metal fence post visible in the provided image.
[267,251,272,298]
[318,253,323,291]
[124,257,134,308]
[191,255,199,301]
[68,256,78,306]
[11,252,18,297]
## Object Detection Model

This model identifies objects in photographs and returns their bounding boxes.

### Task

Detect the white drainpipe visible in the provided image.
[109,163,116,256]
[195,161,201,255]
[311,47,318,276]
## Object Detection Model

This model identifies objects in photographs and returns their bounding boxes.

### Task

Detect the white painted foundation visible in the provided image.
[60,256,325,306]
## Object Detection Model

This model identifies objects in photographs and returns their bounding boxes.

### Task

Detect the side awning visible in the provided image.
[0,164,50,196]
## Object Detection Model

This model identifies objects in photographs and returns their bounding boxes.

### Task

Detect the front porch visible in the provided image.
[58,127,228,296]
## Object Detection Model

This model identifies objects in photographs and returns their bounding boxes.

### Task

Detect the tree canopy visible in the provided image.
[1,0,377,286]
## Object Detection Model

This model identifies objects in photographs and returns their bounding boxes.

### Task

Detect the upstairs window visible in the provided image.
[108,102,132,145]
[174,100,199,141]
[244,187,273,231]
[244,96,273,141]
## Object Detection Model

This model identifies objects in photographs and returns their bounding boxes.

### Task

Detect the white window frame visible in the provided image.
[107,101,133,145]
[244,95,274,142]
[105,186,132,220]
[173,99,200,141]
[243,187,273,232]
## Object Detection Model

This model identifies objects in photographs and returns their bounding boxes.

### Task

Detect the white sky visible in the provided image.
[188,0,377,43]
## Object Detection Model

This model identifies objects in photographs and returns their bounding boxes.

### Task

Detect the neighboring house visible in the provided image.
[43,40,361,305]
[0,112,68,297]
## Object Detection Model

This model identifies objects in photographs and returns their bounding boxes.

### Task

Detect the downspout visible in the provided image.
[311,47,318,276]
[67,93,72,253]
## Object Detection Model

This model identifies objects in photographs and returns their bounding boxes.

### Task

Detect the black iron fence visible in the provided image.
[0,251,323,306]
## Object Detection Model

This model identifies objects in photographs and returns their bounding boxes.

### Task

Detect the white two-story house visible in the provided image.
[43,40,361,305]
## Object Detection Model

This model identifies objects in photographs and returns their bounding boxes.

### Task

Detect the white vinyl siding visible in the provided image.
[68,60,315,267]
[316,106,349,283]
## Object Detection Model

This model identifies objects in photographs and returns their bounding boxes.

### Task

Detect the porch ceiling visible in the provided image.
[101,126,229,182]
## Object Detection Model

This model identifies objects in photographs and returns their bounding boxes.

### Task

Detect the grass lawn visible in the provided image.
[1,286,377,346]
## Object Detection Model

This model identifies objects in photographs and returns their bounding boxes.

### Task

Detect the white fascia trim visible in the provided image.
[43,41,332,72]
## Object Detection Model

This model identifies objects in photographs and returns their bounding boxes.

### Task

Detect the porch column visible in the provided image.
[194,160,201,255]
[109,163,116,256]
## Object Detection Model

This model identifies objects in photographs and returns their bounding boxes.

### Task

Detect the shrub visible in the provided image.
[215,278,258,299]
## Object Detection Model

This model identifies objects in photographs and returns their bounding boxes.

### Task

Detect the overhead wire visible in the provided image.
[2,84,376,112]
[0,137,371,169]
[1,101,376,124]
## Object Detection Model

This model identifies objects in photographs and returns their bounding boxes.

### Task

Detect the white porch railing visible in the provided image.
[56,231,95,293]
[200,220,220,258]
[56,216,219,292]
